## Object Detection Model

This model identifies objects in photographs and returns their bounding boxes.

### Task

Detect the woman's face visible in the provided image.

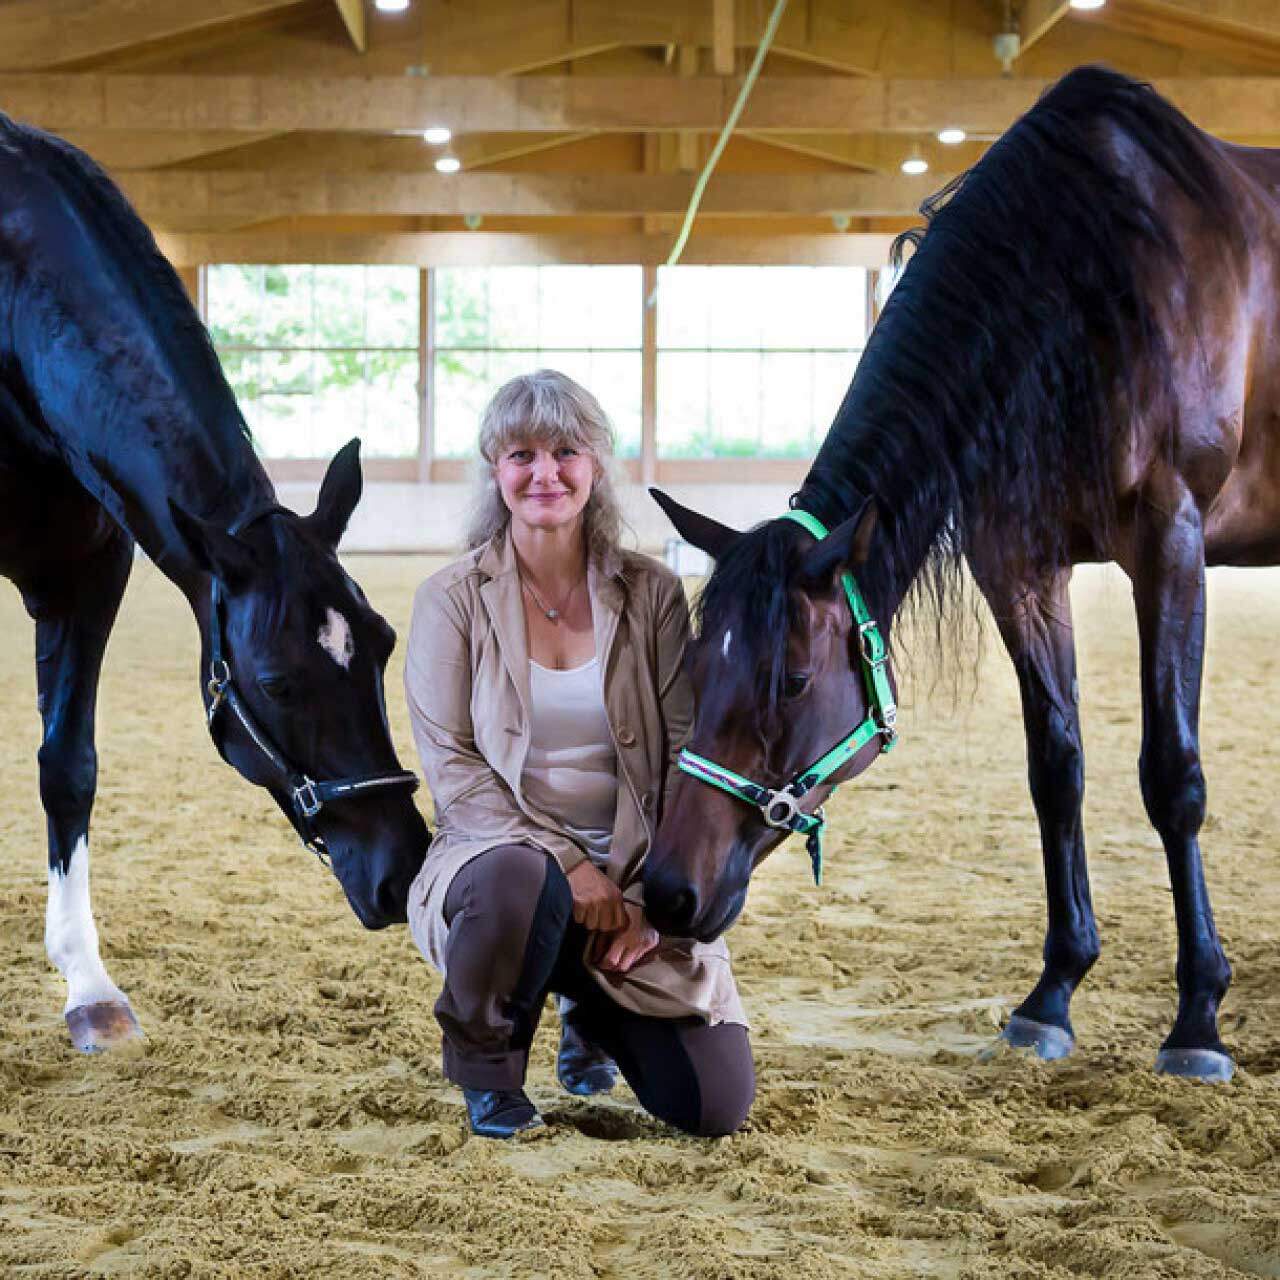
[495,437,597,535]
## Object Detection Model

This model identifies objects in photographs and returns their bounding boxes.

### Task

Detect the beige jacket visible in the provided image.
[403,533,746,1027]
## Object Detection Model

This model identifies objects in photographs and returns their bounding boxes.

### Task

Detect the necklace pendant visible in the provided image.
[546,608,560,622]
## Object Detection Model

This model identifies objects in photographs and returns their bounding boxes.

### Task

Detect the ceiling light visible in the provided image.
[422,126,452,145]
[937,128,966,145]
[901,154,929,176]
[375,0,410,12]
[435,155,461,174]
[1068,0,1105,8]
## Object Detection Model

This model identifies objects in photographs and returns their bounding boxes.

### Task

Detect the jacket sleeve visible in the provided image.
[623,568,695,909]
[403,576,588,875]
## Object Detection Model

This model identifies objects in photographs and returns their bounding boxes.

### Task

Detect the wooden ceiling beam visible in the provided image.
[157,229,898,267]
[0,0,313,72]
[120,170,950,223]
[10,73,1279,135]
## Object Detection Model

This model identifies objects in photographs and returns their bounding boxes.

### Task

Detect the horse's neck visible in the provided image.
[794,444,940,627]
[13,266,276,582]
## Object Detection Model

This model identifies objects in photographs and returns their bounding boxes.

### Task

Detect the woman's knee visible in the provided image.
[445,844,571,932]
[642,1023,755,1138]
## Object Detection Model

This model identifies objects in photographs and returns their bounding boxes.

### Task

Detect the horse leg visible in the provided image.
[28,531,138,1052]
[1130,490,1233,1081]
[980,567,1098,1059]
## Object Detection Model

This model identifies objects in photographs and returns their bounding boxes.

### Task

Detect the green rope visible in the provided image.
[652,0,791,293]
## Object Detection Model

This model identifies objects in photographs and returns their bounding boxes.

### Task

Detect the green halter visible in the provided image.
[676,508,898,886]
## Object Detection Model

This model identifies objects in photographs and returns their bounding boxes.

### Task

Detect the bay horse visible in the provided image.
[0,112,428,1052]
[645,66,1280,1082]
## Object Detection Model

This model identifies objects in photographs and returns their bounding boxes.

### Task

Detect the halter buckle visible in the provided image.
[859,620,887,666]
[206,659,230,725]
[293,777,322,819]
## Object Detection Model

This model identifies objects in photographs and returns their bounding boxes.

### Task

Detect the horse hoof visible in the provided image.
[1002,1014,1075,1061]
[66,1001,144,1054]
[1154,1047,1235,1082]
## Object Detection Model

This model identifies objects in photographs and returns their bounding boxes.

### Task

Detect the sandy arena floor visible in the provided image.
[0,552,1278,1279]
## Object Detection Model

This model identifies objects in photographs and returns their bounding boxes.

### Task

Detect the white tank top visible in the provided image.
[522,657,618,865]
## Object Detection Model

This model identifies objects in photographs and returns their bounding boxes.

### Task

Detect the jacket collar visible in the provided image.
[475,531,628,712]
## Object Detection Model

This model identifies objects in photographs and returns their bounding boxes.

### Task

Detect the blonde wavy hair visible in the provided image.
[465,369,626,571]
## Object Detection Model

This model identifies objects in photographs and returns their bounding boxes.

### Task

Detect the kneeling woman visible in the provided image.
[405,369,752,1139]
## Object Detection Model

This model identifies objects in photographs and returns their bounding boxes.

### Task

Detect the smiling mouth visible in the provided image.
[527,492,568,501]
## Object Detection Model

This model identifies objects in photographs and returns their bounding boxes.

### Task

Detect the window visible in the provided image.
[655,266,867,459]
[207,265,419,459]
[433,266,643,459]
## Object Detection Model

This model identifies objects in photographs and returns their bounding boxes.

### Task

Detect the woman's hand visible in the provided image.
[594,902,660,974]
[566,860,628,933]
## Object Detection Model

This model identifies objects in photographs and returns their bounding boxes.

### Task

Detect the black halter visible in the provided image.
[203,506,419,869]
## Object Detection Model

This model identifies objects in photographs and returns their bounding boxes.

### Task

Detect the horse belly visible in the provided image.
[0,457,122,587]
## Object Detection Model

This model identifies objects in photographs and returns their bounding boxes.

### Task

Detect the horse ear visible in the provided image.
[168,501,259,586]
[800,499,879,587]
[649,488,741,561]
[306,438,363,549]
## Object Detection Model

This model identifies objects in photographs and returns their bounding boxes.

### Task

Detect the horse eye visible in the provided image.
[258,675,293,703]
[783,672,810,699]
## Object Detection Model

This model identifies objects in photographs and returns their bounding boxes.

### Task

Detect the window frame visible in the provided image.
[200,264,878,486]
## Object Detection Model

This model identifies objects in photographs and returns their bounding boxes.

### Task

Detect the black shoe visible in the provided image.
[557,1020,619,1097]
[462,1087,544,1139]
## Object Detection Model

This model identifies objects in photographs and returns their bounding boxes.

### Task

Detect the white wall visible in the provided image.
[277,481,801,555]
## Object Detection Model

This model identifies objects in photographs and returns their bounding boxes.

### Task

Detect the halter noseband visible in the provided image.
[204,506,419,870]
[675,508,898,886]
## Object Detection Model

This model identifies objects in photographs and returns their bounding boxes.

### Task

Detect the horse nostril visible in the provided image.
[668,888,697,925]
[645,872,699,933]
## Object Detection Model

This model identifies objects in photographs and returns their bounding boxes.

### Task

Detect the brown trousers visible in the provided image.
[436,844,754,1137]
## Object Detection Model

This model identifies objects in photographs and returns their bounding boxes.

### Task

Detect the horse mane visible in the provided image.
[702,66,1243,731]
[797,65,1241,621]
[0,113,254,451]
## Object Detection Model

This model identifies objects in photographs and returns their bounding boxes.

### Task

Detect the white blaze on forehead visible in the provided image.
[318,607,355,669]
[721,629,733,660]
[46,836,126,1014]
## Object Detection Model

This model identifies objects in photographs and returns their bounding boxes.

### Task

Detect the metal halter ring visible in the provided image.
[763,789,801,830]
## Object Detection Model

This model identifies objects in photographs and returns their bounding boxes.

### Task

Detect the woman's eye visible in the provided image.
[783,673,810,699]
[258,676,293,702]
[509,450,533,463]
[555,447,579,460]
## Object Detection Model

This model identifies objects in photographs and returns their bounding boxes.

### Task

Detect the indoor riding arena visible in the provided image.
[2,2,1280,1278]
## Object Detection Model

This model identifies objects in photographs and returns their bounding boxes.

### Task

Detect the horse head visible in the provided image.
[645,489,897,942]
[171,441,427,930]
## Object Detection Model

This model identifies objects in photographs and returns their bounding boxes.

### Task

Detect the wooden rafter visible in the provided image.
[1018,1,1074,58]
[0,0,314,72]
[1086,0,1280,71]
[331,0,365,53]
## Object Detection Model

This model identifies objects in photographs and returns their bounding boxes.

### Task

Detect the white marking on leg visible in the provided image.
[318,608,355,670]
[721,629,733,660]
[46,836,126,1014]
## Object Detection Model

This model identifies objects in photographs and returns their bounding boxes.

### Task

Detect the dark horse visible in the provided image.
[0,113,428,1051]
[645,66,1280,1082]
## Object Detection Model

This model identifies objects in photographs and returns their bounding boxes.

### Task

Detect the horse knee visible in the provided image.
[1139,744,1205,838]
[1027,713,1083,819]
[37,740,96,822]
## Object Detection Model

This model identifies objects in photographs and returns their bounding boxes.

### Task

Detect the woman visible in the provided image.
[404,369,752,1140]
